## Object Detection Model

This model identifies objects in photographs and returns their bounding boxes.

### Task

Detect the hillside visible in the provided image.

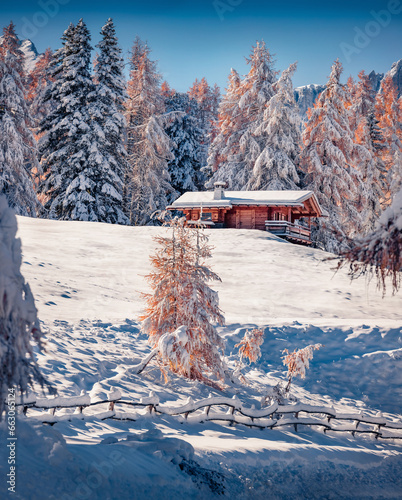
[16,217,402,326]
[0,217,401,500]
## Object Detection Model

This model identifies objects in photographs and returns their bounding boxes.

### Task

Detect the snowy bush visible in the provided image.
[0,196,54,417]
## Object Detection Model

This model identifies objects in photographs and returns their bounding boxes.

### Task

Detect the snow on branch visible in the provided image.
[235,328,264,364]
[336,189,402,295]
[282,343,322,392]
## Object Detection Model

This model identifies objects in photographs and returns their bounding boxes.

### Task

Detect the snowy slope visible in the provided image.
[0,217,401,500]
[16,217,402,326]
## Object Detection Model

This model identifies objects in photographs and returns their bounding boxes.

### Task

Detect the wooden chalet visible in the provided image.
[167,182,326,245]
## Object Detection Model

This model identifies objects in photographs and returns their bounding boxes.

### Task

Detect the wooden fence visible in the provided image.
[9,391,402,440]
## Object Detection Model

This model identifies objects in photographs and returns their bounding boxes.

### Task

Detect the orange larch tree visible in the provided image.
[161,80,175,99]
[300,59,362,252]
[351,70,387,233]
[282,344,322,392]
[26,47,54,139]
[124,37,175,224]
[375,75,402,201]
[141,217,225,386]
[206,68,243,176]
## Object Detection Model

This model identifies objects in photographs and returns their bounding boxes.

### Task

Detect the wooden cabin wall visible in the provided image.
[181,206,303,229]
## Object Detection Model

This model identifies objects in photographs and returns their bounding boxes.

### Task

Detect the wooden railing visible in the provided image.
[7,392,402,440]
[265,220,311,242]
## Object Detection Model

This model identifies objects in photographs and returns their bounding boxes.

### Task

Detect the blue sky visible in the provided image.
[1,0,401,92]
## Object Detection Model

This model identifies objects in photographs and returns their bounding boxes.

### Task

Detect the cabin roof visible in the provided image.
[168,190,325,216]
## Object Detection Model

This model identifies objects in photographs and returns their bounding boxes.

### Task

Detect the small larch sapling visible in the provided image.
[282,343,322,392]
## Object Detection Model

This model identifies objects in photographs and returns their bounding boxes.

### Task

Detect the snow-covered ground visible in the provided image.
[1,217,402,499]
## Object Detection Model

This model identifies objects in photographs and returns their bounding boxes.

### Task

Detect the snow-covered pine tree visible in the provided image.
[26,47,54,139]
[141,216,225,386]
[351,70,387,234]
[206,68,243,182]
[245,61,301,190]
[124,37,175,225]
[164,92,206,197]
[40,19,126,223]
[90,17,129,224]
[0,196,54,417]
[375,75,402,201]
[300,59,361,253]
[0,22,41,216]
[37,22,74,212]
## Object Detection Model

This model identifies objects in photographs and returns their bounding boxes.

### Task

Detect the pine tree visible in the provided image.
[164,92,206,196]
[245,61,301,190]
[300,59,361,253]
[37,22,74,213]
[124,37,175,225]
[90,17,129,224]
[0,22,41,216]
[0,196,54,417]
[141,216,225,386]
[40,19,126,223]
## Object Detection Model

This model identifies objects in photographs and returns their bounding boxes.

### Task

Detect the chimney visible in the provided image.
[213,181,226,200]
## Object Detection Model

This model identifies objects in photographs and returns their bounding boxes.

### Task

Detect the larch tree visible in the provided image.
[206,68,244,183]
[0,196,55,418]
[245,61,301,190]
[124,37,175,225]
[141,216,225,386]
[300,59,361,253]
[209,41,279,190]
[0,22,41,216]
[233,41,278,190]
[26,47,54,139]
[351,70,387,234]
[210,82,221,143]
[164,92,206,197]
[188,77,216,169]
[337,186,402,295]
[161,80,175,99]
[375,75,402,202]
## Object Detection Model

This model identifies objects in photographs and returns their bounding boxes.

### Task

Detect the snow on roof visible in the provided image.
[169,190,320,210]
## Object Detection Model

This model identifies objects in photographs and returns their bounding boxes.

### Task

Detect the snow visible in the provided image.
[15,218,402,326]
[0,217,401,499]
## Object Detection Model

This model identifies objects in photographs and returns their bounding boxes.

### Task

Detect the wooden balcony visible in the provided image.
[265,220,311,244]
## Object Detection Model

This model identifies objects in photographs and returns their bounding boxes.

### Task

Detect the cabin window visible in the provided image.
[201,211,212,221]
